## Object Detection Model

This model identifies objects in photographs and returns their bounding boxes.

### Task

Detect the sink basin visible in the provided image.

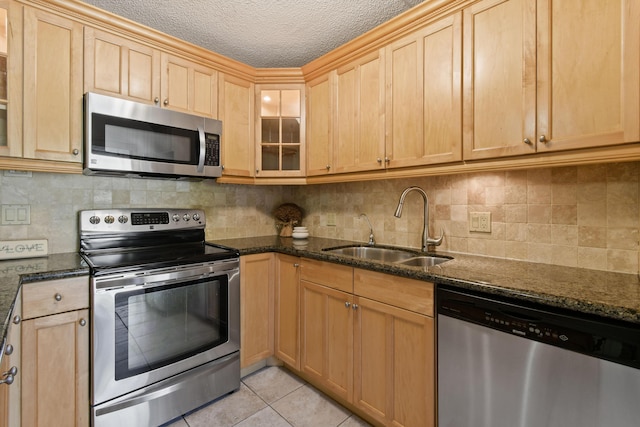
[395,256,451,267]
[323,246,417,263]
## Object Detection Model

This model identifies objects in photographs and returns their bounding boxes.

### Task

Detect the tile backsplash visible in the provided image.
[294,162,640,274]
[0,161,638,274]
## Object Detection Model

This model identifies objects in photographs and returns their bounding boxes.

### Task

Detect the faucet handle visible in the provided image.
[426,229,445,247]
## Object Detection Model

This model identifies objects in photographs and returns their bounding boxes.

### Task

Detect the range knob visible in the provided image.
[89,216,100,225]
[172,214,181,222]
[183,214,191,222]
[104,215,115,224]
[118,215,128,224]
[192,213,201,221]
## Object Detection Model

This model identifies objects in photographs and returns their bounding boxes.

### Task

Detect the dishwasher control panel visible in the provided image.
[437,286,640,369]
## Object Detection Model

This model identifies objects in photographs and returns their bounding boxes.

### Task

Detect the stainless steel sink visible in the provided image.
[395,256,451,267]
[323,246,417,263]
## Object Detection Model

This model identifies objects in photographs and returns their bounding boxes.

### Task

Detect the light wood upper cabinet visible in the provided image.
[334,51,386,173]
[240,253,275,368]
[385,13,463,169]
[0,0,20,160]
[464,0,640,160]
[306,73,334,176]
[161,52,217,118]
[536,0,639,152]
[85,29,217,118]
[218,73,254,178]
[84,27,160,105]
[255,84,305,177]
[23,6,83,163]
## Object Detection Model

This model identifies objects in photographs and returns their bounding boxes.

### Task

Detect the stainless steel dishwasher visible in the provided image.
[437,286,640,427]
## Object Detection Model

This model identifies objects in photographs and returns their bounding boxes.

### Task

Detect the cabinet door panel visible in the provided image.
[537,0,640,150]
[274,255,300,369]
[300,281,353,401]
[219,74,254,177]
[23,7,83,162]
[463,0,536,159]
[84,28,160,104]
[306,73,333,176]
[240,254,274,368]
[22,309,89,427]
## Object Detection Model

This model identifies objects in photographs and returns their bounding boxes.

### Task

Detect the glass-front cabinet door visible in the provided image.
[256,85,305,177]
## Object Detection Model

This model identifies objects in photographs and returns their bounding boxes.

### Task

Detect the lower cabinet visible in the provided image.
[240,253,275,367]
[286,257,435,427]
[21,276,90,427]
[274,254,301,369]
[0,289,21,427]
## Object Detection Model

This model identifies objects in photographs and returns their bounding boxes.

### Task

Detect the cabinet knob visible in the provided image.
[384,157,390,164]
[539,135,547,143]
[163,98,169,106]
[377,158,382,163]
[79,319,87,327]
[326,165,331,171]
[0,367,17,385]
[72,149,79,155]
[12,315,20,324]
[345,302,351,308]
[154,97,160,104]
[523,138,532,145]
[54,293,62,301]
[5,344,13,355]
[352,304,359,310]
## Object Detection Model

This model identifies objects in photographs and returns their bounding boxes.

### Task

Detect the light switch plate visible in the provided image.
[469,212,491,233]
[327,213,336,226]
[1,204,31,225]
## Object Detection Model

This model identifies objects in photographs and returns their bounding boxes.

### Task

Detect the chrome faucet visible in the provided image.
[359,213,376,245]
[394,186,444,251]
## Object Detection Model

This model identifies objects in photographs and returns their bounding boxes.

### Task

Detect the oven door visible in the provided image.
[91,260,239,406]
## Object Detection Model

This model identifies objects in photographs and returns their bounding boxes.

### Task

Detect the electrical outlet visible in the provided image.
[469,211,491,233]
[326,212,336,226]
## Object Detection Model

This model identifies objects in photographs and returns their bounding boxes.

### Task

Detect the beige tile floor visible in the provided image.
[164,366,372,427]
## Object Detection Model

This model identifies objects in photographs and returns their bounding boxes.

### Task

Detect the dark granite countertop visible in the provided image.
[0,253,89,348]
[210,235,640,324]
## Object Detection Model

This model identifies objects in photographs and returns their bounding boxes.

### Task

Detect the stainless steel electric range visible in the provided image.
[79,208,240,427]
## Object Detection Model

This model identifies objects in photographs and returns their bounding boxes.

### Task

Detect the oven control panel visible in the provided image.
[80,208,205,232]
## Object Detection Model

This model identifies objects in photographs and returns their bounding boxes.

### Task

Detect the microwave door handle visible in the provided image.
[197,127,205,173]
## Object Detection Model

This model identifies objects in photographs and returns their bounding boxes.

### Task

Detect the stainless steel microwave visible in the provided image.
[83,92,222,179]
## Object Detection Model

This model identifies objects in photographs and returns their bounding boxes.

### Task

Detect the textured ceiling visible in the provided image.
[81,0,425,68]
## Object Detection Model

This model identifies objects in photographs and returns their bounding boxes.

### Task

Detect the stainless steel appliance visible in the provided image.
[437,286,640,427]
[80,209,240,427]
[84,92,222,179]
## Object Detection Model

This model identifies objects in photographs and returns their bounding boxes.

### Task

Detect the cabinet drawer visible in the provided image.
[22,276,89,320]
[354,269,433,316]
[301,258,353,293]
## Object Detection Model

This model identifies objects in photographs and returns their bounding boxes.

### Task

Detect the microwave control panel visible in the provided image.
[205,134,220,166]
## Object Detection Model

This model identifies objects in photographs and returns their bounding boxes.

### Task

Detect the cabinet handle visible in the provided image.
[163,98,169,106]
[326,165,331,171]
[4,344,13,355]
[539,135,547,143]
[384,157,390,164]
[352,304,359,310]
[523,138,532,145]
[377,158,382,163]
[154,97,160,104]
[0,367,17,385]
[54,293,62,301]
[12,315,20,325]
[345,302,351,308]
[72,149,79,156]
[79,319,87,327]
[293,263,300,268]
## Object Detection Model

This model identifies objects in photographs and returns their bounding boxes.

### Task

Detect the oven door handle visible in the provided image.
[197,127,206,173]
